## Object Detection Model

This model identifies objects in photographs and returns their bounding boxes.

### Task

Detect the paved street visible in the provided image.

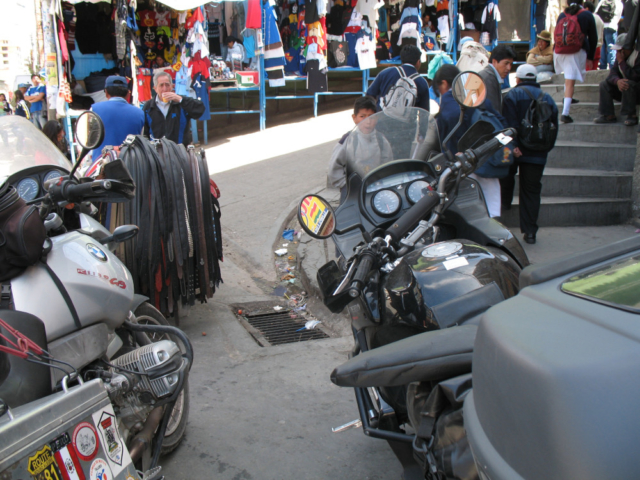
[160,112,639,479]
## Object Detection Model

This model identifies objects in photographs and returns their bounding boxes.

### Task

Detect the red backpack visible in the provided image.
[554,9,585,54]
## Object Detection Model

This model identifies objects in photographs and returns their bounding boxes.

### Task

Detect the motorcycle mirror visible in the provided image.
[451,71,487,109]
[68,112,105,179]
[75,111,105,150]
[99,225,139,245]
[457,120,496,152]
[297,195,336,239]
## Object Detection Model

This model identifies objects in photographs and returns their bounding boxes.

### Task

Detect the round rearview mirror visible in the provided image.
[297,195,336,239]
[451,71,487,108]
[75,111,105,150]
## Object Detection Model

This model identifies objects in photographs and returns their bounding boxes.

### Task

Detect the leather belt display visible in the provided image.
[108,135,223,318]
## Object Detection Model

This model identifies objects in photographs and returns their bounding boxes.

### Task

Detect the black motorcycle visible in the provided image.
[297,72,528,480]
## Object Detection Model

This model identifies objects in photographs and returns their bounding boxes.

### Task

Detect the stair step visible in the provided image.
[500,196,631,227]
[547,140,636,170]
[541,84,600,102]
[513,168,633,198]
[556,121,638,144]
[554,102,628,122]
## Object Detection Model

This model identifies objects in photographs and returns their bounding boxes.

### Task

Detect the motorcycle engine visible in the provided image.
[105,340,185,433]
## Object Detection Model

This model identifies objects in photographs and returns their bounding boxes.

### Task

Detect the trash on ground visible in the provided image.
[296,320,322,331]
[275,248,288,256]
[281,273,295,280]
[282,229,295,241]
[273,305,284,311]
[282,243,289,247]
[202,332,207,336]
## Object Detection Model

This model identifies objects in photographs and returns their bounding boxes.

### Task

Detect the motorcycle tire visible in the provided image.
[133,303,190,455]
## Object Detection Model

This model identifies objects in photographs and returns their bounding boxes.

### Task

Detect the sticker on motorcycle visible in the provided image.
[89,458,112,480]
[51,436,86,480]
[27,445,63,480]
[92,405,133,477]
[300,196,334,236]
[72,422,99,461]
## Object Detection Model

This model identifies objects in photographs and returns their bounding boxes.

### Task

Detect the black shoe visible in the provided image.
[501,203,512,211]
[561,115,574,124]
[571,98,579,104]
[523,233,536,245]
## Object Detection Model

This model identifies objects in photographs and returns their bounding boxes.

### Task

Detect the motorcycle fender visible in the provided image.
[47,323,110,388]
[131,294,149,312]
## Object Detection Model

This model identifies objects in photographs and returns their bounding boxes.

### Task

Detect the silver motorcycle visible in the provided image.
[0,112,191,471]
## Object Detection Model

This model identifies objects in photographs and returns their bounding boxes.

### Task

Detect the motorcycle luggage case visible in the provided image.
[0,379,141,480]
[464,239,640,480]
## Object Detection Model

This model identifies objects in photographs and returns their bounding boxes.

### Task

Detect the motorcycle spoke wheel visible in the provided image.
[165,389,186,437]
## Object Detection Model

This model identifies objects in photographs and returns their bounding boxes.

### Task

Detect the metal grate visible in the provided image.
[242,311,329,346]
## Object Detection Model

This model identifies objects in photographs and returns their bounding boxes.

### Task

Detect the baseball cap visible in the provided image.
[105,75,128,88]
[516,64,537,80]
[611,33,627,50]
[17,83,30,89]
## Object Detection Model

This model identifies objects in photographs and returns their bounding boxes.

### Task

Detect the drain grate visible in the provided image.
[241,310,329,346]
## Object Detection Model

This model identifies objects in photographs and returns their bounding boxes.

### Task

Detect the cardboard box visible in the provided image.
[235,71,259,87]
[461,30,480,43]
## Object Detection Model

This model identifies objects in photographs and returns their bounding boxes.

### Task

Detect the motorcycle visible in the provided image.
[297,72,527,479]
[0,112,191,474]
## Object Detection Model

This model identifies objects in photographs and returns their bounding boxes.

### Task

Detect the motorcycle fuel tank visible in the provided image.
[384,240,520,331]
[11,230,134,342]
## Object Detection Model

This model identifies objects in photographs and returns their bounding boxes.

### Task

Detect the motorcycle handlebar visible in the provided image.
[384,189,440,244]
[50,179,112,203]
[348,252,375,298]
[468,128,517,164]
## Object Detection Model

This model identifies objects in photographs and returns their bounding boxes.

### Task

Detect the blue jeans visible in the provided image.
[30,110,46,130]
[600,28,617,70]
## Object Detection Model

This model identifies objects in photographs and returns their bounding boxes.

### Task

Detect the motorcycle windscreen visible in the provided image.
[342,107,441,180]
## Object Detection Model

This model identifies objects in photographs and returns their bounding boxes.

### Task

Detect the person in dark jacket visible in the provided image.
[553,0,597,123]
[500,64,559,245]
[91,75,145,161]
[366,45,430,111]
[435,64,507,217]
[143,71,205,145]
[594,33,640,125]
[477,44,516,114]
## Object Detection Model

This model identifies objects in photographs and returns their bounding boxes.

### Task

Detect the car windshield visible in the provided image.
[342,107,440,179]
[0,116,73,186]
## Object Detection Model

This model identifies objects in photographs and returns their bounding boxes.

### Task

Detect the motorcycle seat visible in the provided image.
[331,325,476,388]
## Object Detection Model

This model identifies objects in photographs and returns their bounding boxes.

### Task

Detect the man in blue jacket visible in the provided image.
[91,75,145,162]
[366,45,430,111]
[500,64,559,245]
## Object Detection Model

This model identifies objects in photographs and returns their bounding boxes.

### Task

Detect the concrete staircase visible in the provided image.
[500,69,636,228]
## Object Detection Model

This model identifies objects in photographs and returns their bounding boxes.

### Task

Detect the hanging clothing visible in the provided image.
[481,1,501,45]
[246,0,262,29]
[191,74,211,121]
[356,0,384,24]
[356,35,377,69]
[306,59,328,93]
[263,0,287,85]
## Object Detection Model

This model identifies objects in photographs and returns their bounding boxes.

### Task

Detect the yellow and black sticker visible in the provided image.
[27,445,62,480]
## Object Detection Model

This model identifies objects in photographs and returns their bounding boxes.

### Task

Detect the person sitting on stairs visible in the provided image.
[594,33,640,126]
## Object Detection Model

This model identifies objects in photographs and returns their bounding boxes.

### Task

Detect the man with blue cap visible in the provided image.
[91,75,145,161]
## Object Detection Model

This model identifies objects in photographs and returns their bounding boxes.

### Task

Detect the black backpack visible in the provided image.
[597,0,616,23]
[518,86,558,152]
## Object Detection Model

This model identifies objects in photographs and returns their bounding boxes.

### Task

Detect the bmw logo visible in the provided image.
[87,243,108,262]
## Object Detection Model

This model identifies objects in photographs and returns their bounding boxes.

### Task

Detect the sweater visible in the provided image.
[526,44,554,66]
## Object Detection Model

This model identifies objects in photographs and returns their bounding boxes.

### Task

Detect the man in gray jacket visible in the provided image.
[478,45,516,113]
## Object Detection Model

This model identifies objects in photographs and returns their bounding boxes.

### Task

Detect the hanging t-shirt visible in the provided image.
[345,32,360,67]
[356,0,383,24]
[306,59,328,93]
[192,74,211,121]
[285,47,301,72]
[356,36,377,69]
[175,66,191,95]
[137,75,153,103]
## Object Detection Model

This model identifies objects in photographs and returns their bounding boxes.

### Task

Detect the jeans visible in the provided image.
[30,110,46,130]
[599,79,640,117]
[600,28,617,70]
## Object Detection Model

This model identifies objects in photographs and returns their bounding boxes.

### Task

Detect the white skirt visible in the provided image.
[553,49,587,82]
